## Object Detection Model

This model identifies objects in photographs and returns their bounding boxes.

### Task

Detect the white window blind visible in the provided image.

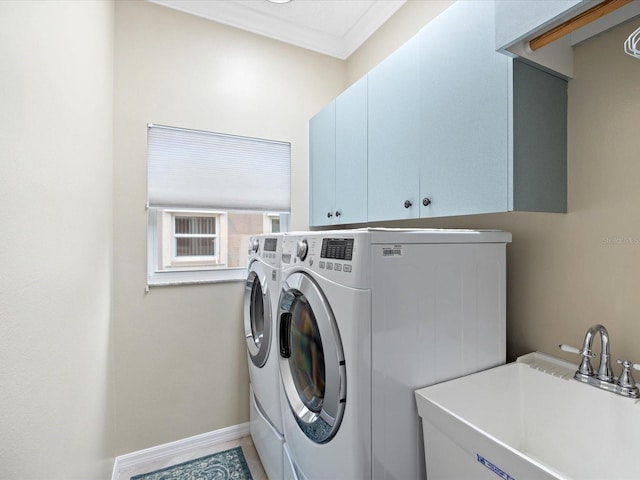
[147,124,291,211]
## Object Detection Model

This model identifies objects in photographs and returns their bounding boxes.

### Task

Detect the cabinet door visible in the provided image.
[367,36,421,222]
[419,1,509,218]
[335,76,368,225]
[309,101,336,227]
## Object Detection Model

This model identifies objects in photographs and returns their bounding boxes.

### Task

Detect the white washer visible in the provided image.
[277,228,512,480]
[245,234,284,480]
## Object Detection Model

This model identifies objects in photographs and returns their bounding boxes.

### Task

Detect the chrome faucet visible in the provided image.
[560,324,640,398]
[575,324,614,382]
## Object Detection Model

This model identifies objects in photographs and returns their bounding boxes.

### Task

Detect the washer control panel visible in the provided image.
[263,237,278,252]
[250,235,282,267]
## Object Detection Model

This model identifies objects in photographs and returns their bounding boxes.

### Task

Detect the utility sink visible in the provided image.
[415,352,640,480]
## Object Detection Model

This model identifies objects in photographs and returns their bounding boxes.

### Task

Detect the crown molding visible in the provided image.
[148,0,406,60]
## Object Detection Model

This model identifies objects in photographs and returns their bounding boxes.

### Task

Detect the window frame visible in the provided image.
[147,207,247,286]
[264,212,282,234]
[159,209,228,271]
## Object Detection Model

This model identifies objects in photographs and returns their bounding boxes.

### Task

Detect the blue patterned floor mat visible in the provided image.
[130,446,253,480]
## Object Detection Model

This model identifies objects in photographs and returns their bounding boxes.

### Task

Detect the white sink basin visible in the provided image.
[415,352,640,480]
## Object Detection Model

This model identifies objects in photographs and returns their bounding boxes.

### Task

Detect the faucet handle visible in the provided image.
[560,343,596,377]
[616,359,640,371]
[616,360,640,391]
[559,344,595,358]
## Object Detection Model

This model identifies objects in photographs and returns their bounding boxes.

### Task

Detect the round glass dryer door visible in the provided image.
[244,263,272,368]
[278,272,346,444]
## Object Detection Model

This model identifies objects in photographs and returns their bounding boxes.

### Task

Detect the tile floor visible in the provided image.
[117,435,267,480]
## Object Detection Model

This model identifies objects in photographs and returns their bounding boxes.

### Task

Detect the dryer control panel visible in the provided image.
[280,233,372,288]
[320,238,354,261]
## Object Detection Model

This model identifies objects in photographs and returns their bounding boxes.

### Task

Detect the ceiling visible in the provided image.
[148,0,407,60]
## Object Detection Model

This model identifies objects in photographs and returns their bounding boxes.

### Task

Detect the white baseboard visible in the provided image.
[111,422,250,480]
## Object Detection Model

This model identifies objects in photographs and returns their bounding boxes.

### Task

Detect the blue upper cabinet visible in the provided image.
[419,0,509,217]
[367,36,421,222]
[308,0,567,225]
[309,77,368,227]
[335,76,368,225]
[309,101,336,227]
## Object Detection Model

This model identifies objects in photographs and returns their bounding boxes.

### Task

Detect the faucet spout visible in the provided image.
[579,324,614,382]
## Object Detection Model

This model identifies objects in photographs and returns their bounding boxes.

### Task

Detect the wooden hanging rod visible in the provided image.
[529,0,633,51]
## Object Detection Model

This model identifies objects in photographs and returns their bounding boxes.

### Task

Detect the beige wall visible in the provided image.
[0,1,114,479]
[113,1,346,454]
[348,4,640,366]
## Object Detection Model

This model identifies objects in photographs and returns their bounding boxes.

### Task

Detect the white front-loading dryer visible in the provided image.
[245,234,284,479]
[277,232,373,479]
[277,228,511,480]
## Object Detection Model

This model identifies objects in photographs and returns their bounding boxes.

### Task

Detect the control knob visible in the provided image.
[249,238,260,255]
[296,239,309,261]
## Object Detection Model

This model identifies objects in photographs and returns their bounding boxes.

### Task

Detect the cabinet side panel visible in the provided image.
[371,243,507,480]
[512,60,568,213]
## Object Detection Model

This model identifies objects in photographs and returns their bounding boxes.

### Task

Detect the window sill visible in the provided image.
[147,267,247,287]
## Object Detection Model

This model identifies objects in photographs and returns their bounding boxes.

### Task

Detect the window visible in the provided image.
[147,124,290,286]
[159,210,226,270]
[265,213,281,233]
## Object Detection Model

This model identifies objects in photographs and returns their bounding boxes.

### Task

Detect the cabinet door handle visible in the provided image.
[335,211,341,217]
[404,200,412,209]
[422,198,431,207]
[327,212,333,218]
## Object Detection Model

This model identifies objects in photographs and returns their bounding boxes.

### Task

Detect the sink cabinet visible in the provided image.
[309,77,368,226]
[415,352,640,480]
